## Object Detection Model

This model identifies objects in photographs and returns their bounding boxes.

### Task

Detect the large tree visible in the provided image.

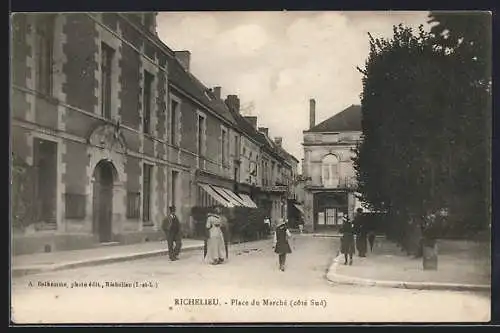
[428,12,492,233]
[354,12,491,238]
[354,24,451,219]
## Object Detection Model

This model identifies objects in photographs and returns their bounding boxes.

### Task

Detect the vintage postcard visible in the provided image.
[10,11,491,324]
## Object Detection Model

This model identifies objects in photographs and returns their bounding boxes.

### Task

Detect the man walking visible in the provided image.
[162,206,182,261]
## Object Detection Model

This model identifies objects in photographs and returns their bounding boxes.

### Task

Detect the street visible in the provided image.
[11,236,490,323]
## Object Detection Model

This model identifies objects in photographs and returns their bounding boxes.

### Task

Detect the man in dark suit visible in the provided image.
[162,206,182,261]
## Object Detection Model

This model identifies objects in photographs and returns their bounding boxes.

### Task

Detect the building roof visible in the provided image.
[167,55,237,126]
[225,106,292,165]
[306,104,362,133]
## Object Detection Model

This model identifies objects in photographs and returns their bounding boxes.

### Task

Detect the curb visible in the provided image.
[312,234,384,239]
[12,245,205,278]
[326,254,491,292]
[313,234,342,238]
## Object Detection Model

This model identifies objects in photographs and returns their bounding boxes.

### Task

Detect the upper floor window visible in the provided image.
[35,15,55,96]
[221,128,228,166]
[322,154,339,187]
[234,135,239,158]
[170,99,179,145]
[143,70,154,134]
[197,113,206,157]
[101,42,115,119]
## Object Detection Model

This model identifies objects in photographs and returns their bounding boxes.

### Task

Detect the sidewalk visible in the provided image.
[11,239,204,278]
[327,237,491,292]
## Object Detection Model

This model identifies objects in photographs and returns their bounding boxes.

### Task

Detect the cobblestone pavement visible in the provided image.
[11,236,490,324]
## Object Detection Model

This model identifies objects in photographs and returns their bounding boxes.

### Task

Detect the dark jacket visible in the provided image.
[340,221,355,254]
[274,225,292,254]
[162,214,181,238]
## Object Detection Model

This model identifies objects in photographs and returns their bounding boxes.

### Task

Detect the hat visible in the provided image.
[276,219,286,227]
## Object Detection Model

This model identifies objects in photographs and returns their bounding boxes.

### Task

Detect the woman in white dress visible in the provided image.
[205,206,227,265]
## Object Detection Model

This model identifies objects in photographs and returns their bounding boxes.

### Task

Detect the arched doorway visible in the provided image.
[92,160,116,243]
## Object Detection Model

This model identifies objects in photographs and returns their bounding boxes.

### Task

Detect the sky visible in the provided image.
[156,11,432,170]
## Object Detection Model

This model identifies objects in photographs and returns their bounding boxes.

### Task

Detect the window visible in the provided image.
[234,135,239,158]
[65,193,86,220]
[322,154,339,187]
[143,70,154,134]
[170,99,179,145]
[35,15,55,95]
[101,43,114,119]
[234,165,239,182]
[33,139,58,227]
[171,170,179,207]
[271,163,275,183]
[126,192,140,219]
[142,164,153,224]
[197,114,205,157]
[261,161,265,185]
[221,128,227,165]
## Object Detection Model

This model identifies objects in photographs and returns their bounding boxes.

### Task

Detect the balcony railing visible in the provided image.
[306,176,357,190]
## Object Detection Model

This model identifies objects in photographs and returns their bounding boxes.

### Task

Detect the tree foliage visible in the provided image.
[354,12,491,237]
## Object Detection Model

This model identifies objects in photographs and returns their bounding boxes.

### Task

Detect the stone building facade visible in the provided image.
[11,13,175,254]
[301,99,362,232]
[10,12,299,254]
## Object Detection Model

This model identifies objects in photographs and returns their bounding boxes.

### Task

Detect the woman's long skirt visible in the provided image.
[341,235,355,255]
[206,227,227,262]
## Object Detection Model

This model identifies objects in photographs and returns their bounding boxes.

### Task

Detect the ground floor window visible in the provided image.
[33,138,58,228]
[317,208,344,226]
[142,163,153,225]
[65,193,86,220]
[127,192,140,219]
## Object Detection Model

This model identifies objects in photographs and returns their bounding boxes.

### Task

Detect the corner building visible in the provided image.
[11,13,171,254]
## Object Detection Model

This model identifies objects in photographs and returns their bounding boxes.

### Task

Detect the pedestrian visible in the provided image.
[264,216,271,237]
[205,206,227,265]
[162,206,182,261]
[298,215,305,234]
[340,215,355,265]
[273,219,293,271]
[354,208,367,257]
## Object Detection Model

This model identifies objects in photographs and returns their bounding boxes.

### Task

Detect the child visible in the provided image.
[273,219,293,271]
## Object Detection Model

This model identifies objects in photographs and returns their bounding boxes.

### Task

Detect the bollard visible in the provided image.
[422,238,438,270]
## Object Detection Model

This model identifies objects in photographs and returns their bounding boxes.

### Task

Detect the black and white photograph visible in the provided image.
[10,11,492,323]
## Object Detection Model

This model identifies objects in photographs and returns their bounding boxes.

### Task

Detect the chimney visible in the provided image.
[244,116,257,129]
[274,137,282,147]
[258,127,269,137]
[174,50,191,72]
[225,95,240,112]
[212,86,221,100]
[309,98,316,129]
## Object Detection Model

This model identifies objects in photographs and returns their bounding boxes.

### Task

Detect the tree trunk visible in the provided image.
[422,238,438,270]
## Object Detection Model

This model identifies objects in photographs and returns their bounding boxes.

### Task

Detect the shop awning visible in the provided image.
[217,187,250,207]
[237,193,258,208]
[211,186,245,207]
[293,203,305,215]
[199,184,235,208]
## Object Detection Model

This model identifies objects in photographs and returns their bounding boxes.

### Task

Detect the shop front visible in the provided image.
[312,190,349,230]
